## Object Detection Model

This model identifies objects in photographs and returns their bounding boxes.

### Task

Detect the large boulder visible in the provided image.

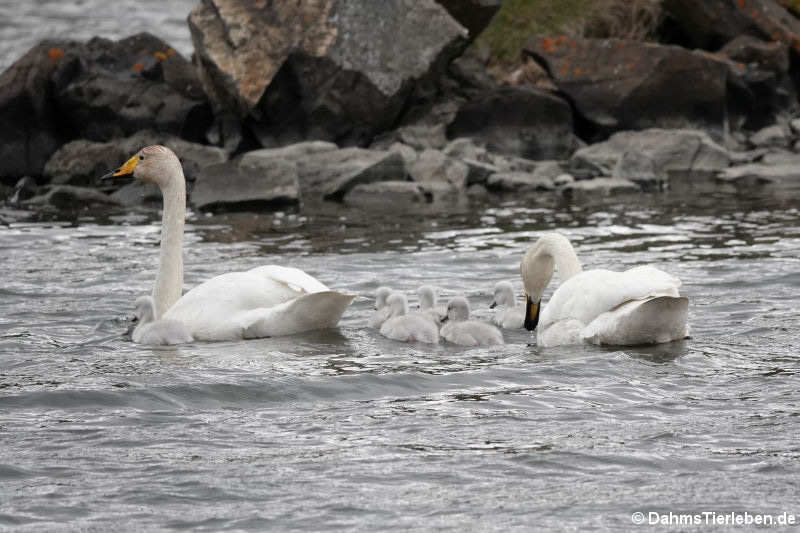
[524,37,728,136]
[570,129,730,180]
[0,34,211,183]
[662,0,800,51]
[447,86,579,159]
[189,0,467,146]
[191,158,299,211]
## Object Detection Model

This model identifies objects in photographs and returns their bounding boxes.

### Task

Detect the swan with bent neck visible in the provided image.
[107,145,354,341]
[520,233,689,347]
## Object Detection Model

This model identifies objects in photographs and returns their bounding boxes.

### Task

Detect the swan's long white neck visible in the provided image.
[521,233,583,300]
[153,170,185,318]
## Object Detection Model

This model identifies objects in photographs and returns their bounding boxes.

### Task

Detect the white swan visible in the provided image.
[490,281,525,329]
[132,295,193,345]
[520,233,689,347]
[368,286,393,329]
[379,293,439,344]
[417,285,447,325]
[107,146,354,341]
[440,297,504,346]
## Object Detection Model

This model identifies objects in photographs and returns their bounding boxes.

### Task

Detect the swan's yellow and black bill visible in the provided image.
[523,295,540,331]
[101,155,139,179]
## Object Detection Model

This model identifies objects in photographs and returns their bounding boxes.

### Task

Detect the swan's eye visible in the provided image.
[139,155,145,161]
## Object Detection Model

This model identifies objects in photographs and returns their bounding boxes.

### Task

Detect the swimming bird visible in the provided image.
[520,232,689,347]
[368,286,393,328]
[105,146,354,341]
[379,293,439,344]
[417,285,447,324]
[490,281,525,329]
[440,297,504,346]
[132,295,193,345]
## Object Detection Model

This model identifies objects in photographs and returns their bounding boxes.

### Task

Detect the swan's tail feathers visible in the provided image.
[582,296,689,346]
[240,291,355,338]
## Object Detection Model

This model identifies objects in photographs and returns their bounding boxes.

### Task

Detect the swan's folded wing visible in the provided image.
[541,266,682,330]
[247,265,330,295]
[240,290,355,338]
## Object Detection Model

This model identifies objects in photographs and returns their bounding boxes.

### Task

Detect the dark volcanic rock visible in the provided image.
[25,185,120,209]
[434,0,503,39]
[44,141,127,186]
[189,0,466,146]
[0,34,211,183]
[662,0,800,51]
[447,87,578,159]
[192,158,299,211]
[345,181,430,207]
[524,37,728,136]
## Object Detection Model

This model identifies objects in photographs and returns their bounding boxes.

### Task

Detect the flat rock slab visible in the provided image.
[572,128,730,179]
[716,164,800,185]
[192,158,299,211]
[345,181,430,207]
[289,148,406,201]
[562,178,641,198]
[487,172,555,192]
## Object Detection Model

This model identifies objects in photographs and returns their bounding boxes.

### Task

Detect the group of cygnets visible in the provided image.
[370,282,526,347]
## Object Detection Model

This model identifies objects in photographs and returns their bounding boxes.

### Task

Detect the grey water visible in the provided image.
[2,188,800,531]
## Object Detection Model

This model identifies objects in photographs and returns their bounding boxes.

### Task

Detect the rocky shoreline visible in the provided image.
[2,0,800,214]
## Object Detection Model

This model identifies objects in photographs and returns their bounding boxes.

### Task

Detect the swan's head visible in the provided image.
[133,295,157,325]
[108,145,183,189]
[375,286,393,310]
[445,297,470,322]
[521,234,569,331]
[417,285,437,309]
[490,281,515,309]
[386,292,409,317]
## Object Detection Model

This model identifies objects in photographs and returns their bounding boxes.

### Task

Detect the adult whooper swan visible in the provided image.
[106,145,354,341]
[490,281,525,329]
[132,295,193,346]
[520,233,688,347]
[379,293,439,344]
[440,297,504,347]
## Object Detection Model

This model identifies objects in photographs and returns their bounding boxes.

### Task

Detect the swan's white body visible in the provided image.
[440,297,504,346]
[132,295,193,345]
[490,281,525,329]
[110,146,353,341]
[379,293,439,344]
[521,233,689,347]
[368,286,393,329]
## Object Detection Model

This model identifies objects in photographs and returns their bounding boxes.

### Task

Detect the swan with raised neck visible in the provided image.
[110,145,184,318]
[520,233,583,330]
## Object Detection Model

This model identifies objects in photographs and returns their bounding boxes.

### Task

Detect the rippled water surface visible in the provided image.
[2,188,800,530]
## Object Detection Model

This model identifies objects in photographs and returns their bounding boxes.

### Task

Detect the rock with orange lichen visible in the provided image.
[524,37,728,137]
[0,33,212,182]
[662,0,800,52]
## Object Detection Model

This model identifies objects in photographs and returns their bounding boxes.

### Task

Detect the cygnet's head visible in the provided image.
[417,285,437,309]
[386,292,409,317]
[107,145,182,189]
[491,281,515,308]
[445,297,470,322]
[133,295,157,325]
[375,286,393,310]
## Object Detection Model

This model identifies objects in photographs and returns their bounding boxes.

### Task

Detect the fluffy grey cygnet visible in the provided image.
[379,293,439,344]
[416,285,447,324]
[368,286,394,328]
[132,295,193,345]
[490,281,525,329]
[441,297,504,346]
